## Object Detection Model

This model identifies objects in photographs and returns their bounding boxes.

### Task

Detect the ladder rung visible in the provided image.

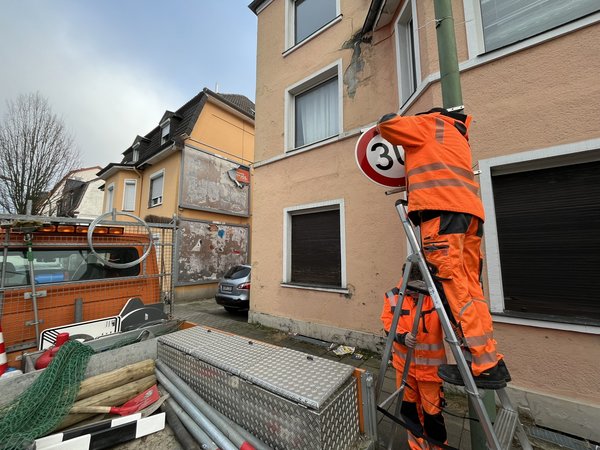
[493,407,518,449]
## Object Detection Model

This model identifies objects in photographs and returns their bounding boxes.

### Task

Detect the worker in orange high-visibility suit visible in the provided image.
[377,108,509,389]
[381,278,447,449]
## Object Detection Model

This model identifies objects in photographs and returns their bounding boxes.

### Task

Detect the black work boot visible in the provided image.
[497,359,512,382]
[438,363,508,390]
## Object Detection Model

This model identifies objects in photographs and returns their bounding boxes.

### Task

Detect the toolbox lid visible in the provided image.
[158,326,355,409]
[242,347,355,409]
[158,326,275,376]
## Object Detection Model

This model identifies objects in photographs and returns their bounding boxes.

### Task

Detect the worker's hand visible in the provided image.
[375,112,397,135]
[378,112,398,125]
[404,332,417,348]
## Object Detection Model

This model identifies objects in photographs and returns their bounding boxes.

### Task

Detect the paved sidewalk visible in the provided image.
[172,299,474,450]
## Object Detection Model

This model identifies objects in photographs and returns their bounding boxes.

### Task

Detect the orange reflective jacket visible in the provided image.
[378,112,484,221]
[381,284,446,383]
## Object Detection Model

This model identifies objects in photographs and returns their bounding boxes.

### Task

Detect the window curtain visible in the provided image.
[106,187,114,212]
[295,77,338,148]
[151,175,163,200]
[123,182,136,210]
[480,0,600,51]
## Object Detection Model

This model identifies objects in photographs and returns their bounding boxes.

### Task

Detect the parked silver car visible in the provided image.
[215,265,251,312]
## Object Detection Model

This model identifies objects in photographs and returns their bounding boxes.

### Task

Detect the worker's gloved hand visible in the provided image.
[378,112,398,124]
[404,332,417,348]
[394,332,407,345]
[375,112,397,134]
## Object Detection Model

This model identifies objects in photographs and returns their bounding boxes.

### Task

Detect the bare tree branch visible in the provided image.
[0,92,81,214]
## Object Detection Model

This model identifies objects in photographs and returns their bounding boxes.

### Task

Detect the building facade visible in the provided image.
[42,166,104,219]
[249,0,600,441]
[98,88,255,301]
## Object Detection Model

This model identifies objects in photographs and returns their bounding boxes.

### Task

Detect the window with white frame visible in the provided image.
[160,121,170,144]
[477,0,600,52]
[284,200,345,288]
[132,144,140,163]
[288,63,340,150]
[479,141,600,328]
[105,183,114,213]
[149,170,164,207]
[291,0,338,46]
[396,1,419,105]
[123,179,137,211]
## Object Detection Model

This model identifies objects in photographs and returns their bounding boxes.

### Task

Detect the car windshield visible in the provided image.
[1,248,140,287]
[223,266,250,279]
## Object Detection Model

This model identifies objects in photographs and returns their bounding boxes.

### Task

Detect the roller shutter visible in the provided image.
[291,209,341,287]
[492,160,600,324]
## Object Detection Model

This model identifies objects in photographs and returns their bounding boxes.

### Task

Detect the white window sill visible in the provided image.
[281,283,348,295]
[283,15,343,58]
[254,127,362,169]
[287,134,340,154]
[492,313,600,335]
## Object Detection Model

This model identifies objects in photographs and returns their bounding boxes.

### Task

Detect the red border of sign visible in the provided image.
[355,126,406,188]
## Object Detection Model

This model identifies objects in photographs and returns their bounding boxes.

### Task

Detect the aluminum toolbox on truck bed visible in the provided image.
[157,326,361,450]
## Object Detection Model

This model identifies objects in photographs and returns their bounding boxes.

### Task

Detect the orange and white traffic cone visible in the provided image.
[0,323,7,377]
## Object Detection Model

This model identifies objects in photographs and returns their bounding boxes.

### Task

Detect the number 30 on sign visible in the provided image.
[355,125,406,188]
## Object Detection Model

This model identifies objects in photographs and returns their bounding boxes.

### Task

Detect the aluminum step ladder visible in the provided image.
[374,198,532,450]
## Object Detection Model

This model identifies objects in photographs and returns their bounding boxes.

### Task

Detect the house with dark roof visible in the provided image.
[41,166,104,219]
[98,88,255,301]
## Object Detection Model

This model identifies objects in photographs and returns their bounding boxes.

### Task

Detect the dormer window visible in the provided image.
[132,143,140,163]
[161,120,171,144]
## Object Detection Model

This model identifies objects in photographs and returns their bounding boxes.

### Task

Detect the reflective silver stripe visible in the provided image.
[465,332,494,348]
[407,162,474,180]
[385,290,398,308]
[415,342,445,351]
[408,178,479,195]
[435,117,444,142]
[396,351,447,366]
[414,356,447,366]
[472,351,497,367]
[460,298,490,318]
[459,300,473,318]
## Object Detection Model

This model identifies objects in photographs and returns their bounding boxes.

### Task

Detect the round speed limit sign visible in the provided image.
[355,125,406,188]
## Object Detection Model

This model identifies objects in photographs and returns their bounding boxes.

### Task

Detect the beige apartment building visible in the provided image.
[248,0,600,442]
[98,88,255,301]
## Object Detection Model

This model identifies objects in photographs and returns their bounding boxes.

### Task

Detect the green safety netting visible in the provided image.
[0,328,165,450]
[0,340,94,449]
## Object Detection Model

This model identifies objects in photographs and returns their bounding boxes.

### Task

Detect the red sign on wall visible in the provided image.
[235,166,250,185]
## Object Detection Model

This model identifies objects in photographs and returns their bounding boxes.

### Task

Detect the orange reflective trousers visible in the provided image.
[397,375,447,450]
[420,212,502,375]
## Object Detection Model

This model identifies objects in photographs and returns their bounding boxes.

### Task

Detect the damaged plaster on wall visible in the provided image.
[342,31,372,99]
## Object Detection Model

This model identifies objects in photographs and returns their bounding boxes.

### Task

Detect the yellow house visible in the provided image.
[248,0,600,443]
[98,88,255,301]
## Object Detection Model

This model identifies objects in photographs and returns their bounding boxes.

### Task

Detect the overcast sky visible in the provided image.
[0,1,257,168]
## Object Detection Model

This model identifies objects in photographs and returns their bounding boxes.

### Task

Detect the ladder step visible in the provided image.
[493,407,518,449]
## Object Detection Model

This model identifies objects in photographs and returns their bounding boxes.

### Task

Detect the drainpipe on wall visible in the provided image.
[433,1,495,449]
[433,0,463,110]
[132,166,144,218]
